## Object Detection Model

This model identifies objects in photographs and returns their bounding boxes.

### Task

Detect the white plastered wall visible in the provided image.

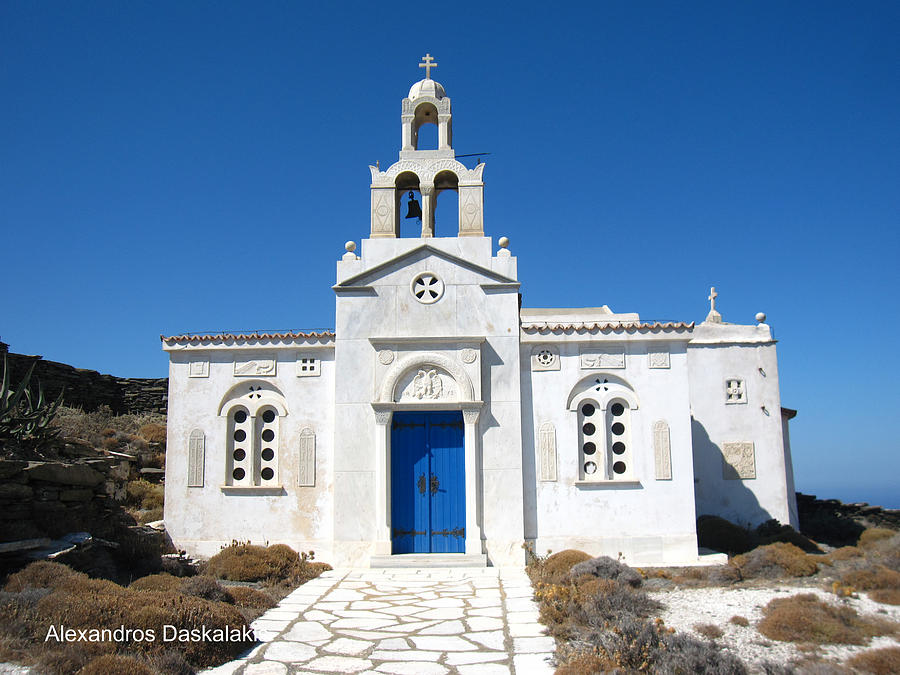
[163,345,336,559]
[521,332,700,566]
[687,322,798,528]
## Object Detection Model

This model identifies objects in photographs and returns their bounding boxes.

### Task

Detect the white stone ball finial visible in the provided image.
[345,241,357,253]
[755,312,767,324]
[498,236,509,249]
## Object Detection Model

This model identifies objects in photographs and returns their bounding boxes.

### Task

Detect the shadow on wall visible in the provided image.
[691,417,773,528]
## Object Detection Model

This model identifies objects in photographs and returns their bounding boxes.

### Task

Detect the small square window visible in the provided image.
[297,356,321,377]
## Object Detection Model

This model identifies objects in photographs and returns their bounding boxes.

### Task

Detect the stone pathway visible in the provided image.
[203,567,555,675]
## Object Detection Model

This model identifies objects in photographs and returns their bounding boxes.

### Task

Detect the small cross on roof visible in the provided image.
[419,53,438,79]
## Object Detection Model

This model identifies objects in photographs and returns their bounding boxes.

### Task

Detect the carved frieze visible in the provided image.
[722,442,756,480]
[539,422,558,482]
[234,357,276,377]
[653,421,672,480]
[187,429,205,487]
[648,350,670,369]
[298,427,315,487]
[188,359,209,378]
[400,369,455,401]
[580,347,625,369]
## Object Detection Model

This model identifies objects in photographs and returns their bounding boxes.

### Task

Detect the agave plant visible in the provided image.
[0,353,64,448]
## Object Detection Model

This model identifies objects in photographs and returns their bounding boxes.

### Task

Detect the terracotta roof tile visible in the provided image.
[521,321,694,333]
[161,330,335,344]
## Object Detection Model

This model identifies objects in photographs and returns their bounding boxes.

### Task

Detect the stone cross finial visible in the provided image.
[419,53,438,79]
[705,286,723,323]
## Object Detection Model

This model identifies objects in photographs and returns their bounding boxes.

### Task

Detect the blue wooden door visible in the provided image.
[391,411,465,553]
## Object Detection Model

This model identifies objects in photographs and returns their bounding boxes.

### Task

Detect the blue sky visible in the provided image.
[2,2,898,508]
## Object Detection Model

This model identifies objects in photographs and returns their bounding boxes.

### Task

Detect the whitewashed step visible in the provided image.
[369,553,488,568]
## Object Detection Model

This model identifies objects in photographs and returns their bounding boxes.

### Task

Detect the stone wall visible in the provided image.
[3,351,167,416]
[797,492,900,533]
[0,458,130,543]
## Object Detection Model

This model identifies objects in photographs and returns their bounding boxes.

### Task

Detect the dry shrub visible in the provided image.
[138,423,167,444]
[732,542,818,579]
[828,546,864,563]
[1,561,252,672]
[569,555,642,587]
[532,549,591,585]
[868,589,900,605]
[697,515,753,554]
[754,519,822,553]
[125,480,164,510]
[78,653,153,675]
[859,528,897,548]
[227,586,277,610]
[179,576,233,603]
[129,573,182,592]
[847,646,900,674]
[672,564,742,587]
[205,543,326,584]
[729,615,749,627]
[758,593,897,645]
[555,651,611,674]
[842,564,900,591]
[694,623,724,639]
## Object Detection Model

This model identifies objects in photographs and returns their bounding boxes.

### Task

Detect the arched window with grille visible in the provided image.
[220,382,286,487]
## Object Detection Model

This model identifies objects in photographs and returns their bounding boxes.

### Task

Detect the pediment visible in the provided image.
[334,244,517,290]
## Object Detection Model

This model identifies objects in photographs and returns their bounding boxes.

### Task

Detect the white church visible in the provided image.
[162,56,798,568]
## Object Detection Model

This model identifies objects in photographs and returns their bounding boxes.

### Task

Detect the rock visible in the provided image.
[23,461,105,486]
[0,537,51,554]
[0,459,27,479]
[139,467,165,482]
[0,482,33,499]
[60,488,94,502]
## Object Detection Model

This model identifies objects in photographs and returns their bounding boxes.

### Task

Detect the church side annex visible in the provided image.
[161,56,798,568]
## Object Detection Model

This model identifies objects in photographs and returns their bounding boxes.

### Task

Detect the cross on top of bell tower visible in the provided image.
[418,53,438,79]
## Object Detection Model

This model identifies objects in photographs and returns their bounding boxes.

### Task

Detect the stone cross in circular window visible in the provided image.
[411,272,444,304]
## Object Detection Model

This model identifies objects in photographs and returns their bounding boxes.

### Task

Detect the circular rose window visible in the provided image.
[411,272,444,304]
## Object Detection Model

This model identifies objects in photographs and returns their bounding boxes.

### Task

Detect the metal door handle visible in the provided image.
[430,474,439,495]
[417,473,426,496]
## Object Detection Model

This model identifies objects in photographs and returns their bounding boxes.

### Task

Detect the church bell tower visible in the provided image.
[369,55,486,239]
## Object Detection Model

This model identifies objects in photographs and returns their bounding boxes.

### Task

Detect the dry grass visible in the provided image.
[128,573,182,592]
[859,528,897,549]
[531,549,592,585]
[694,623,724,639]
[729,615,750,627]
[732,542,819,579]
[847,646,900,674]
[205,543,329,585]
[227,586,277,610]
[125,480,164,511]
[554,651,611,674]
[137,423,167,445]
[823,546,864,565]
[841,564,900,591]
[757,593,897,645]
[868,589,900,605]
[0,561,252,673]
[670,564,742,587]
[77,653,153,675]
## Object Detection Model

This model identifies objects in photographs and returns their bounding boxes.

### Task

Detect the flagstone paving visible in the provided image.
[202,568,554,675]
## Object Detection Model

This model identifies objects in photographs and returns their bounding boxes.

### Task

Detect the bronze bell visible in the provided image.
[405,191,422,219]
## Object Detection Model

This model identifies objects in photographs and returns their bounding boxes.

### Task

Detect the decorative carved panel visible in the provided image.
[460,348,478,364]
[188,359,209,378]
[653,421,672,480]
[234,357,276,377]
[648,350,670,369]
[298,427,315,487]
[371,188,394,234]
[187,429,205,487]
[580,347,625,369]
[725,378,747,404]
[399,369,456,401]
[722,442,756,480]
[539,422,557,482]
[531,346,560,371]
[378,349,395,365]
